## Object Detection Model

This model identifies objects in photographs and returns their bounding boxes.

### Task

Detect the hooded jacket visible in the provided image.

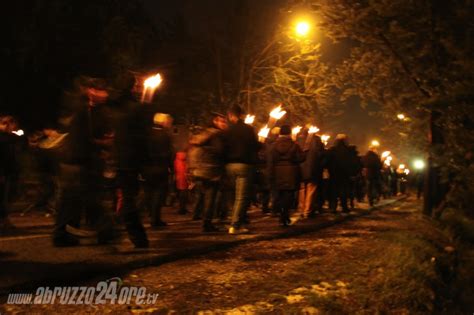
[268,136,305,190]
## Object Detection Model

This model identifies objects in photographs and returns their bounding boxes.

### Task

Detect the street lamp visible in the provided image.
[397,113,406,120]
[295,20,310,37]
[413,159,425,170]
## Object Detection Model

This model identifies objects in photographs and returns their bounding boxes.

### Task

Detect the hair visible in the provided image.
[280,124,291,136]
[227,104,243,117]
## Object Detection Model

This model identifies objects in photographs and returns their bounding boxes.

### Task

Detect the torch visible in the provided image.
[321,134,330,146]
[291,126,302,141]
[244,114,255,125]
[141,73,163,103]
[268,105,286,128]
[304,125,319,146]
[258,125,270,143]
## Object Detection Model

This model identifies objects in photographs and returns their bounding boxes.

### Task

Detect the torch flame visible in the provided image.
[308,126,319,134]
[269,105,286,120]
[141,73,163,103]
[12,129,24,136]
[244,114,255,125]
[292,126,302,136]
[371,140,380,147]
[404,168,410,175]
[384,159,391,166]
[258,125,270,142]
[381,151,391,159]
[398,164,405,170]
[321,134,330,145]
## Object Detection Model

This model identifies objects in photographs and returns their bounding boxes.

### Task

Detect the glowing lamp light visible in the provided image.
[12,129,24,136]
[269,105,287,120]
[398,164,406,170]
[308,126,320,134]
[397,113,406,120]
[295,21,310,37]
[414,159,425,170]
[381,151,391,159]
[244,115,255,125]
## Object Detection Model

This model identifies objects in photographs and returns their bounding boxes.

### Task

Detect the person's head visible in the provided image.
[335,133,348,145]
[279,124,291,136]
[227,104,243,123]
[212,113,227,130]
[0,115,17,133]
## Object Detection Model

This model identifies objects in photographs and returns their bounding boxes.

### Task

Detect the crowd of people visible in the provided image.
[0,75,416,248]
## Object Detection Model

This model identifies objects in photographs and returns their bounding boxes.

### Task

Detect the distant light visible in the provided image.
[308,125,319,134]
[295,21,310,37]
[398,164,406,170]
[404,169,410,175]
[384,159,391,166]
[244,114,255,125]
[397,113,406,120]
[413,159,425,170]
[371,140,380,147]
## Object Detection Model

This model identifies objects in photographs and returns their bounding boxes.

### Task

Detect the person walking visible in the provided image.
[188,113,227,232]
[268,125,304,226]
[223,105,259,234]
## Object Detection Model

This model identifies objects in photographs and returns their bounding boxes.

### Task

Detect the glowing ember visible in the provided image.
[308,126,320,134]
[12,129,24,136]
[141,73,163,103]
[269,105,286,120]
[244,115,255,125]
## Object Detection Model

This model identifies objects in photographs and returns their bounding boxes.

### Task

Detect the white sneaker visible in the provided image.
[228,227,249,235]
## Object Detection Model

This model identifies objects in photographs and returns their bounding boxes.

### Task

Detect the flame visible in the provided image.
[404,168,410,175]
[384,159,391,166]
[397,113,406,120]
[292,126,302,135]
[258,125,270,140]
[12,129,24,136]
[371,140,380,147]
[308,125,319,134]
[398,164,405,170]
[141,73,163,103]
[381,151,391,159]
[144,73,163,89]
[244,114,255,125]
[386,155,393,161]
[321,134,330,145]
[269,105,287,120]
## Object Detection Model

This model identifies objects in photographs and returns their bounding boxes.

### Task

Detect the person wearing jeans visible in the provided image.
[223,105,259,234]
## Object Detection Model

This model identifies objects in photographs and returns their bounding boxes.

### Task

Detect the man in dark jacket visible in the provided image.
[223,105,259,234]
[53,79,115,246]
[142,113,174,229]
[268,125,305,226]
[362,146,383,206]
[188,113,226,232]
[327,134,354,213]
[298,133,325,218]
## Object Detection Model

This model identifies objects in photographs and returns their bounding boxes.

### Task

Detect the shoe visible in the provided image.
[228,227,249,235]
[203,224,220,232]
[53,233,79,247]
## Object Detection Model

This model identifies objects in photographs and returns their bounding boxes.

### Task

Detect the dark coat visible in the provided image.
[300,135,325,183]
[327,140,354,181]
[363,150,382,180]
[0,132,16,177]
[268,136,304,191]
[223,120,259,164]
[144,126,174,176]
[188,127,225,181]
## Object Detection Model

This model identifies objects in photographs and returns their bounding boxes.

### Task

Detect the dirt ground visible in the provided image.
[3,198,464,314]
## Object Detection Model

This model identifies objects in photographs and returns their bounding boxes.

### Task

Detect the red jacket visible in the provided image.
[174,151,188,190]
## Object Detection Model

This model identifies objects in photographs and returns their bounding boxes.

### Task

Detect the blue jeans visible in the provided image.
[226,163,254,228]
